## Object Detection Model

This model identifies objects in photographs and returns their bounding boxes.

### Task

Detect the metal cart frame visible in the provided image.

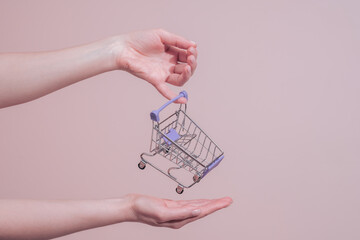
[138,91,224,194]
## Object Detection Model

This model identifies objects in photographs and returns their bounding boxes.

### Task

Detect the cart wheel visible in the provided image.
[138,161,146,170]
[193,175,200,183]
[176,186,184,194]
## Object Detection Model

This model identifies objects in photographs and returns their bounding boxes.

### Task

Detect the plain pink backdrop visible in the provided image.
[1,0,359,239]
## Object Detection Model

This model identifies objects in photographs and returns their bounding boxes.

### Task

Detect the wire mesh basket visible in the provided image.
[139,91,224,194]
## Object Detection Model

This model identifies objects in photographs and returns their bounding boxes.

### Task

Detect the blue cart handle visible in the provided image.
[150,91,188,122]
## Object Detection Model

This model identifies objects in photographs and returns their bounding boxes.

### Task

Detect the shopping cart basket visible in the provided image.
[138,91,224,194]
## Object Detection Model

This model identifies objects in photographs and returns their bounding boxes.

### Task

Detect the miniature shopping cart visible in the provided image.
[138,91,224,194]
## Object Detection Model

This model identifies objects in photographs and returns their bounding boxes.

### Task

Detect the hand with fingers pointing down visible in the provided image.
[114,29,197,104]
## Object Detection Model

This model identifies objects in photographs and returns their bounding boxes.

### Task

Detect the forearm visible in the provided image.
[0,198,132,240]
[0,37,121,108]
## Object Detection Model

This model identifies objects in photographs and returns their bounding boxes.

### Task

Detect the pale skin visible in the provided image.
[0,29,232,239]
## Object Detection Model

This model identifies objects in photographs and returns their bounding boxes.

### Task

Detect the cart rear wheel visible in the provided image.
[138,161,146,170]
[176,186,184,194]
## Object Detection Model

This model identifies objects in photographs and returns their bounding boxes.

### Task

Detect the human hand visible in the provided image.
[112,29,198,103]
[124,193,232,229]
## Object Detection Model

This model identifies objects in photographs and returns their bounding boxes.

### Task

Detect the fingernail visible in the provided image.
[190,41,196,46]
[192,209,201,216]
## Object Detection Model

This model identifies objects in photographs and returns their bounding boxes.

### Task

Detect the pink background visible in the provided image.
[1,0,360,239]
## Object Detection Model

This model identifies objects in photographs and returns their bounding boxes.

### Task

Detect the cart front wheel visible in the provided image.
[176,186,184,194]
[193,175,201,183]
[138,161,146,170]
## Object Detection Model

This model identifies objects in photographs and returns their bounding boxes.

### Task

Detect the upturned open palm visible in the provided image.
[126,194,232,229]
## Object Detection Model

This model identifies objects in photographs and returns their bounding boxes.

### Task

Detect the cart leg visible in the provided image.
[176,185,184,194]
[138,161,146,170]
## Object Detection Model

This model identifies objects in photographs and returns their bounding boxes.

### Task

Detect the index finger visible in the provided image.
[153,83,187,104]
[157,29,196,49]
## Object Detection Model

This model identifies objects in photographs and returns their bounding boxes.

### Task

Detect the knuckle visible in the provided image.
[175,78,185,86]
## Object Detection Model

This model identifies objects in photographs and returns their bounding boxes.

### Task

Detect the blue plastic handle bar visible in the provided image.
[202,155,224,178]
[150,91,188,122]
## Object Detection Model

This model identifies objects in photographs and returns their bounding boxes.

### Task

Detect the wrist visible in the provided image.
[82,36,125,74]
[106,194,136,223]
[99,35,127,71]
